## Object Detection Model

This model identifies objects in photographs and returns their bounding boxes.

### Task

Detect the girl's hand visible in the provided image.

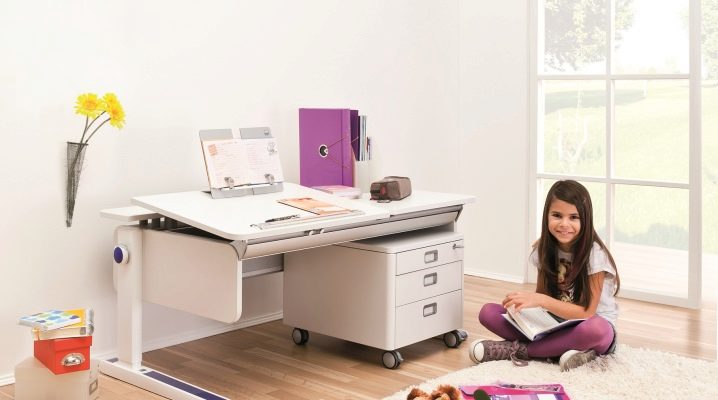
[502,292,546,311]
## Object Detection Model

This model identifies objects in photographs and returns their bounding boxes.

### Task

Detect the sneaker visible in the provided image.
[468,339,529,366]
[559,349,597,371]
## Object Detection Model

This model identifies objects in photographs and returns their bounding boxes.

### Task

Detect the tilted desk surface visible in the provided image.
[130,183,389,241]
[130,183,473,241]
[101,183,474,400]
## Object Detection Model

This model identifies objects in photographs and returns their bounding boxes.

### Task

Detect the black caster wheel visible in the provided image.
[291,328,309,345]
[443,329,467,348]
[381,350,403,369]
[457,329,468,341]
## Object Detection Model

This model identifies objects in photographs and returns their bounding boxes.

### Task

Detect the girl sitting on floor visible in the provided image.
[469,180,620,371]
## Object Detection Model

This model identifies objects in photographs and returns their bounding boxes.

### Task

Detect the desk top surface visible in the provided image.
[127,183,474,241]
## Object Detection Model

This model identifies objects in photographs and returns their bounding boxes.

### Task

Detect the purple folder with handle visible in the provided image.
[299,108,357,187]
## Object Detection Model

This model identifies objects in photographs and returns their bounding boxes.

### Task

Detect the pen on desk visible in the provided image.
[264,214,300,223]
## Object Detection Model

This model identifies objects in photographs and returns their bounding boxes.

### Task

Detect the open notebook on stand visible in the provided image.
[199,127,284,198]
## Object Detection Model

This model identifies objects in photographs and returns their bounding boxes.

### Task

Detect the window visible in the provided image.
[530,0,702,308]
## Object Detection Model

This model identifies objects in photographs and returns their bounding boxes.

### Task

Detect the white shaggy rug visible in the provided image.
[383,345,717,399]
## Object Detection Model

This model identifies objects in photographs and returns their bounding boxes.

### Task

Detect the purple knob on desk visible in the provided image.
[113,245,129,264]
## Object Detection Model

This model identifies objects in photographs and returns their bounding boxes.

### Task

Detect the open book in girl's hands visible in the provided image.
[503,306,585,341]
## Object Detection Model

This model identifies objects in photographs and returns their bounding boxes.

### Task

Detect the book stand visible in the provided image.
[199,127,284,199]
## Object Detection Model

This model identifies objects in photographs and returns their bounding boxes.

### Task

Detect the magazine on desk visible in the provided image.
[277,197,355,216]
[502,306,585,341]
[251,197,363,230]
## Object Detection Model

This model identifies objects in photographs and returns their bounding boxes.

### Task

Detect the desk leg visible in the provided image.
[116,225,143,369]
[100,225,229,400]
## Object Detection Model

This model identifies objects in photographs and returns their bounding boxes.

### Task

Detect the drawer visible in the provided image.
[396,239,463,275]
[395,261,463,306]
[395,290,463,349]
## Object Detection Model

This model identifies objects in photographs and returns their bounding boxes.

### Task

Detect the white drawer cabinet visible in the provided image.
[283,228,466,368]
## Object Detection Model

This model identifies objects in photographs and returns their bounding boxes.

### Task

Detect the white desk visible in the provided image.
[101,183,473,400]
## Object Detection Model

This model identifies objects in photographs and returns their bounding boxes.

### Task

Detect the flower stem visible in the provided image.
[84,117,110,144]
[80,112,105,144]
[78,116,89,144]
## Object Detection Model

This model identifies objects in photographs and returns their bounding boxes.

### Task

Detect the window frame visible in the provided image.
[528,0,702,308]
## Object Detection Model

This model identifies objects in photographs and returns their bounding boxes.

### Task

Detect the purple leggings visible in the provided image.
[479,303,615,358]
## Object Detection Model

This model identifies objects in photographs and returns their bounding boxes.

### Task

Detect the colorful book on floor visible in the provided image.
[460,383,570,400]
[19,309,88,331]
[31,308,94,340]
[502,306,585,341]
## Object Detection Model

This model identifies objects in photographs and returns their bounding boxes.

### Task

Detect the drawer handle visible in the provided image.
[423,272,438,286]
[453,243,464,249]
[61,353,85,367]
[423,302,437,317]
[424,250,438,263]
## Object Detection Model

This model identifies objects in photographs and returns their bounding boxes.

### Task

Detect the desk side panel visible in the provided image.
[142,230,242,323]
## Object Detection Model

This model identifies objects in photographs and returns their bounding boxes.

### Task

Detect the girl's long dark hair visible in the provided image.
[536,180,619,309]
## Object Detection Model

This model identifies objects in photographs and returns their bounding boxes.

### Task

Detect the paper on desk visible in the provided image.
[277,197,354,215]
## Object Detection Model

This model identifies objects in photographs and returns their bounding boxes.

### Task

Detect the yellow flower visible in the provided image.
[103,93,120,107]
[103,94,125,129]
[75,93,105,119]
[76,92,125,144]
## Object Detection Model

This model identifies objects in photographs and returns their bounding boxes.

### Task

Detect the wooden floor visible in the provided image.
[1,275,715,399]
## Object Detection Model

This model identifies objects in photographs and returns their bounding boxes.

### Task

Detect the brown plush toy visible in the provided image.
[406,384,462,400]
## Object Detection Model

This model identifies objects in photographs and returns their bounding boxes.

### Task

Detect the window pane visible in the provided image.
[613,185,688,298]
[541,81,606,175]
[537,179,606,240]
[613,0,688,74]
[542,0,607,74]
[614,80,689,182]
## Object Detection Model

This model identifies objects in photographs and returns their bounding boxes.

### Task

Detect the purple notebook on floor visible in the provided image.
[299,108,357,187]
[460,384,570,400]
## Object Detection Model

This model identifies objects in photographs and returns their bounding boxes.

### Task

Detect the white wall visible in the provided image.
[0,0,531,380]
[458,1,530,282]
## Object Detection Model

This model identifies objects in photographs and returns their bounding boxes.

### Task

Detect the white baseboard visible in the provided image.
[0,374,14,387]
[464,268,525,284]
[0,312,284,387]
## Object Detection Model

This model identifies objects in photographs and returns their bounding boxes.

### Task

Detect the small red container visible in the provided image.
[33,336,92,375]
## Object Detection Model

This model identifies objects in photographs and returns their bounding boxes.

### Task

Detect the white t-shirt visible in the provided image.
[530,242,618,324]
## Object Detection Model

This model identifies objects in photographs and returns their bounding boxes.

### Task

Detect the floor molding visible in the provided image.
[464,268,524,284]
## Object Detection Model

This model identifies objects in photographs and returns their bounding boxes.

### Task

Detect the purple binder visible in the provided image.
[350,109,360,159]
[299,108,357,187]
